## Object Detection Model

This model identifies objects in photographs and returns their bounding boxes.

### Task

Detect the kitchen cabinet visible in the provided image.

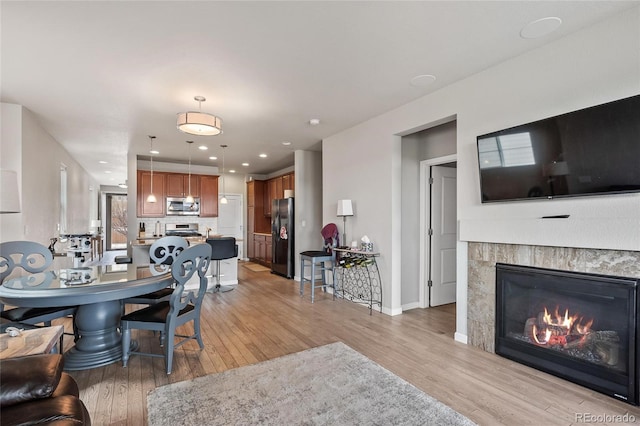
[263,173,294,217]
[247,206,255,259]
[166,173,200,198]
[137,170,165,217]
[199,175,219,217]
[253,234,267,265]
[266,237,272,264]
[247,180,269,261]
[282,173,294,193]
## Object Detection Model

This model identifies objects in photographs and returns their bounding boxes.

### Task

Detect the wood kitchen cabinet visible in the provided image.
[166,173,200,198]
[137,170,165,217]
[199,175,219,217]
[252,233,271,267]
[247,180,269,261]
[266,237,272,264]
[263,173,294,217]
[282,173,294,193]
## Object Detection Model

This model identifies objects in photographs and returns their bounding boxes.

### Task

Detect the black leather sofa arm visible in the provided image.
[0,354,91,426]
[0,354,64,406]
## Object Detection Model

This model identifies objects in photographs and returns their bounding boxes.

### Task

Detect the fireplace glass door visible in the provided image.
[495,263,638,405]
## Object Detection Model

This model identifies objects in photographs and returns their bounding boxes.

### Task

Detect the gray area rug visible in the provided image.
[147,342,477,425]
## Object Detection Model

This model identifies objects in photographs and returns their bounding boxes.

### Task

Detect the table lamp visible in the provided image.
[336,199,354,245]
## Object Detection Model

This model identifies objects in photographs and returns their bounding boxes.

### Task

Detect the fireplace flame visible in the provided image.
[531,306,593,347]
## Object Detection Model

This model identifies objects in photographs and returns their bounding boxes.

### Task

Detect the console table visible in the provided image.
[333,248,382,315]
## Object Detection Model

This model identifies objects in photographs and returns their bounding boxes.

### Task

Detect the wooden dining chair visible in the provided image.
[122,236,188,306]
[120,243,212,374]
[0,241,77,347]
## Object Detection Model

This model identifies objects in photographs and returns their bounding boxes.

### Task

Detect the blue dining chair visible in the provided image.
[0,241,78,348]
[121,242,212,374]
[122,236,188,306]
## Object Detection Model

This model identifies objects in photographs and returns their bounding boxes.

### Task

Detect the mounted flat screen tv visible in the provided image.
[476,94,640,203]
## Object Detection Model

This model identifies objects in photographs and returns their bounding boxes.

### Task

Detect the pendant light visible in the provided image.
[220,144,228,204]
[177,96,223,136]
[147,136,157,203]
[185,141,194,203]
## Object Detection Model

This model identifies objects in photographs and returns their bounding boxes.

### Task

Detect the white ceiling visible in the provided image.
[2,1,636,186]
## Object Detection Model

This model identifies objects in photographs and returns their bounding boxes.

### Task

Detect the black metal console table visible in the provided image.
[333,248,382,315]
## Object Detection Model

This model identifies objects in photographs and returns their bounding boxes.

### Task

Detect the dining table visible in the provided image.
[0,263,172,370]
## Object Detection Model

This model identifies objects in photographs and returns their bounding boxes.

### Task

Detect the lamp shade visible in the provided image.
[177,112,222,136]
[90,220,101,228]
[0,170,21,213]
[336,199,353,217]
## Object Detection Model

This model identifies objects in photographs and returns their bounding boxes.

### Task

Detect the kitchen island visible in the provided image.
[132,236,238,290]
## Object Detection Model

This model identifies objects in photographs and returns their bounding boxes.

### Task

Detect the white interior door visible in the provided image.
[430,165,457,306]
[217,194,243,257]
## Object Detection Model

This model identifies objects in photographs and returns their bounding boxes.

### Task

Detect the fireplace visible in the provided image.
[495,263,639,405]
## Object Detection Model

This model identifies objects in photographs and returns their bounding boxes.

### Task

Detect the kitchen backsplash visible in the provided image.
[137,217,218,237]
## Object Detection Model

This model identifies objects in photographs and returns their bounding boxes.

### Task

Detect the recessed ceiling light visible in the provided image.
[209,156,218,160]
[99,160,108,164]
[520,17,562,39]
[309,118,320,126]
[150,149,159,155]
[242,162,249,167]
[105,170,112,174]
[282,141,291,146]
[410,74,436,87]
[198,145,208,150]
[259,153,267,158]
[229,169,236,173]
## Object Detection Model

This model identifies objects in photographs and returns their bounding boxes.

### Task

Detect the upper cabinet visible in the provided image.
[166,173,200,198]
[263,172,294,217]
[137,170,165,217]
[199,175,219,217]
[137,171,218,218]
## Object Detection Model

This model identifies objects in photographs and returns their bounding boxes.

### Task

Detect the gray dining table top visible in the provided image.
[0,264,172,308]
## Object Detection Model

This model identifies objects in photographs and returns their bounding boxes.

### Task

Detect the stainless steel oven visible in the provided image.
[166,197,200,216]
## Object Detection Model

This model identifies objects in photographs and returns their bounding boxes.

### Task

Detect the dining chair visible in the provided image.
[122,236,188,306]
[299,223,339,303]
[120,242,212,374]
[0,241,77,347]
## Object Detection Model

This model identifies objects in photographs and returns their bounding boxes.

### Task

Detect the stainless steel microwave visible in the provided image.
[166,197,200,216]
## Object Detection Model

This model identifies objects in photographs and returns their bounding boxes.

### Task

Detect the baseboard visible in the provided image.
[401,302,421,311]
[454,332,468,344]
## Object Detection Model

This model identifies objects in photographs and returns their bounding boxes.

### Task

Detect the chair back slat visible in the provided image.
[168,244,212,316]
[149,236,189,276]
[0,241,53,283]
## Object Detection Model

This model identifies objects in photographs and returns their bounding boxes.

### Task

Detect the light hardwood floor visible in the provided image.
[57,262,640,425]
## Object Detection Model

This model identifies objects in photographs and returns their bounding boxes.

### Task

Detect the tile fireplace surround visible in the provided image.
[467,242,640,352]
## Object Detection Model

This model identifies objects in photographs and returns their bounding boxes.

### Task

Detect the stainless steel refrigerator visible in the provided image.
[271,198,294,278]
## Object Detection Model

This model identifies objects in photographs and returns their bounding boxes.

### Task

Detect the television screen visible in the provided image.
[476,94,640,203]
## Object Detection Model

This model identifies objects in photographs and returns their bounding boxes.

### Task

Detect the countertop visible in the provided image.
[132,235,243,247]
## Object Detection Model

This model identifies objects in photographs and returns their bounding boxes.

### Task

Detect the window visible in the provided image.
[478,132,535,169]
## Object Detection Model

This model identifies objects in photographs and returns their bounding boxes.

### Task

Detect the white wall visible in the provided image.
[0,104,23,242]
[0,104,98,245]
[401,122,457,308]
[323,8,640,332]
[294,150,323,279]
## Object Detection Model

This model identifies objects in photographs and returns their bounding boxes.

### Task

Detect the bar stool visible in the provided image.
[299,223,339,303]
[299,250,336,303]
[206,237,238,293]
